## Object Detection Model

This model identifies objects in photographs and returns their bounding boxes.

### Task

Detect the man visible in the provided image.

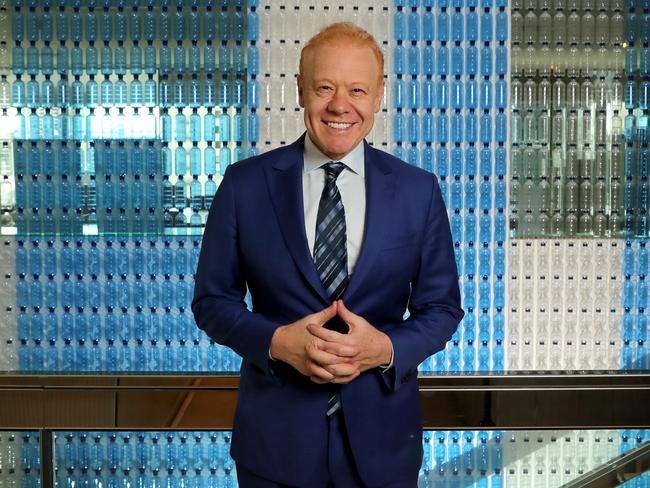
[192,23,463,488]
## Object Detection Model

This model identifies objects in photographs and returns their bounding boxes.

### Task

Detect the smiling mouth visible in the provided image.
[325,121,353,130]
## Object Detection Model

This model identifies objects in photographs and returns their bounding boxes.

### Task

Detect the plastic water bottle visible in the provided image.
[144,75,157,108]
[189,111,201,142]
[144,41,157,75]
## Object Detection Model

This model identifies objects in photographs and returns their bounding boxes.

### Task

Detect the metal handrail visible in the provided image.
[561,441,650,488]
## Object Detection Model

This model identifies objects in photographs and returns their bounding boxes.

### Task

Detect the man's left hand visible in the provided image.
[306,300,393,380]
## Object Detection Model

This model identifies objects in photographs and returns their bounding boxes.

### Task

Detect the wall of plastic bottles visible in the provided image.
[498,429,650,487]
[0,0,648,374]
[2,429,648,487]
[0,431,41,487]
[509,0,649,239]
[512,0,619,238]
[0,0,256,372]
[506,0,650,371]
[47,430,502,488]
[388,0,509,374]
[507,239,625,369]
[617,0,650,373]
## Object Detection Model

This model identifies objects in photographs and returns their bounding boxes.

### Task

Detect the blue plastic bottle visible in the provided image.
[175,177,186,211]
[26,76,39,109]
[141,41,155,75]
[24,43,39,77]
[218,76,231,108]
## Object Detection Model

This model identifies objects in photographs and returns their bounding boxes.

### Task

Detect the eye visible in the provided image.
[317,85,333,93]
[351,88,367,95]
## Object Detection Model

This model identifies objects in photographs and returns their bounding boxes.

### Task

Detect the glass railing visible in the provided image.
[2,429,646,487]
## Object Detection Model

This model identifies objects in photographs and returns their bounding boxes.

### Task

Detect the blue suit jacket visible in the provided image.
[192,135,463,487]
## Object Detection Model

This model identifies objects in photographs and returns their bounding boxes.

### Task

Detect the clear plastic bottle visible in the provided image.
[549,112,563,147]
[565,1,581,44]
[524,0,539,46]
[580,10,595,47]
[144,41,155,75]
[595,9,610,47]
[0,74,11,110]
[550,79,565,111]
[553,0,567,43]
[530,2,548,42]
[523,112,537,143]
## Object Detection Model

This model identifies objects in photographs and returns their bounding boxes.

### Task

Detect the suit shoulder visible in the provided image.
[228,145,293,175]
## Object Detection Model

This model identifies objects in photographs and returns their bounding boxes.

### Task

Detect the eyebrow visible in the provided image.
[312,78,371,88]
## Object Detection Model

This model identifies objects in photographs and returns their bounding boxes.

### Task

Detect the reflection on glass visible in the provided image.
[0,431,40,486]
[509,0,650,239]
[47,429,650,487]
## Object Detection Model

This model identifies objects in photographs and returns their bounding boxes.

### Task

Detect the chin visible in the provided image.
[324,146,353,159]
[324,138,359,154]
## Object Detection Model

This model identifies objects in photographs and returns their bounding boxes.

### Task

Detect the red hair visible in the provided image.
[299,22,384,83]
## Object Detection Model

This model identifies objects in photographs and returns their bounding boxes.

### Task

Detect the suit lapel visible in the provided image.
[264,135,330,303]
[264,137,397,305]
[343,142,396,302]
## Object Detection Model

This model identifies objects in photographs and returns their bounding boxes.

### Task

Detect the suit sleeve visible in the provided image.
[381,174,464,392]
[191,166,280,379]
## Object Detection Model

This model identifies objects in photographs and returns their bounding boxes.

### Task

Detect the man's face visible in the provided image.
[298,41,384,161]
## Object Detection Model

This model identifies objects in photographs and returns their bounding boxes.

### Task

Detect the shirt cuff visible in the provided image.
[379,343,395,373]
[268,348,277,361]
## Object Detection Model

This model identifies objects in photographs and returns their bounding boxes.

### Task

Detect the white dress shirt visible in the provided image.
[267,136,393,372]
[300,136,393,372]
[302,135,366,273]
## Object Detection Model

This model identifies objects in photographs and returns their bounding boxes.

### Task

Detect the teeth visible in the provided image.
[327,122,352,129]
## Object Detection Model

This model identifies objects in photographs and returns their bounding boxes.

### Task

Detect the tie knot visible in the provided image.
[323,162,346,181]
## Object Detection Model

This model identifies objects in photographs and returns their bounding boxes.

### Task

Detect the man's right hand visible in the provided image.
[269,303,360,383]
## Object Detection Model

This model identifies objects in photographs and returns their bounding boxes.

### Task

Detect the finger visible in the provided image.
[310,376,330,384]
[306,325,359,356]
[305,342,354,365]
[330,370,361,384]
[315,339,360,358]
[336,300,357,324]
[325,361,360,377]
[305,359,335,382]
[307,323,346,341]
[307,339,359,362]
[312,302,338,325]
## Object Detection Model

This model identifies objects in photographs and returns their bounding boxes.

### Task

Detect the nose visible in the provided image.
[327,89,350,114]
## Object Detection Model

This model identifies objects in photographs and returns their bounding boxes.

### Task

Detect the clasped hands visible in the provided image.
[269,301,393,384]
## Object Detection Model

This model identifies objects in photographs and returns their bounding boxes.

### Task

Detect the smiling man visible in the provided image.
[192,23,463,488]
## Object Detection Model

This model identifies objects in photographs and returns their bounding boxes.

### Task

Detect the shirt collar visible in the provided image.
[303,134,365,178]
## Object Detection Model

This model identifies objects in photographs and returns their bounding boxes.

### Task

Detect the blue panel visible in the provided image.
[392,0,506,374]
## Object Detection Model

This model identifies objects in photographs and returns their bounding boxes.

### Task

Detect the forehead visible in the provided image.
[303,41,381,81]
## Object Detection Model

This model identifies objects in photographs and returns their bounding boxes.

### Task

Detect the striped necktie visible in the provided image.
[314,162,348,300]
[314,162,347,417]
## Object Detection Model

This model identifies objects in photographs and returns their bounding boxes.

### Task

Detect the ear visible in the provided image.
[373,79,385,113]
[297,75,305,108]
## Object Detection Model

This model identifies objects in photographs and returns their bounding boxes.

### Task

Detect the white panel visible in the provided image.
[502,430,621,486]
[507,239,623,371]
[0,238,17,371]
